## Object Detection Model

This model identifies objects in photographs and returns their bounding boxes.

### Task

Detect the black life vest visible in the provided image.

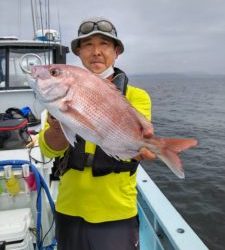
[54,68,139,177]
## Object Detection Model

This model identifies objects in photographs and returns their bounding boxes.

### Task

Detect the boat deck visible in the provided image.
[0,148,208,250]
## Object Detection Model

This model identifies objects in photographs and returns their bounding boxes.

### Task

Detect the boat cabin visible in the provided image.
[0,37,69,115]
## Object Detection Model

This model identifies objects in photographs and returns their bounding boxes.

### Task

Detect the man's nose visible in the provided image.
[92,46,101,55]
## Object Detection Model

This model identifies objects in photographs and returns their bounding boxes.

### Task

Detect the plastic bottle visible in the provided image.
[4,165,20,196]
[22,163,36,191]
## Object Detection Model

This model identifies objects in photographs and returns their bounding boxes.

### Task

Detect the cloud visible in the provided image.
[1,0,225,74]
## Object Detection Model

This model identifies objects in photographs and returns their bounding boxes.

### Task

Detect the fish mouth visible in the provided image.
[27,75,37,90]
[27,76,70,103]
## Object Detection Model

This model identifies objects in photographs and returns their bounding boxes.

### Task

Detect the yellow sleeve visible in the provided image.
[38,120,67,159]
[126,85,152,121]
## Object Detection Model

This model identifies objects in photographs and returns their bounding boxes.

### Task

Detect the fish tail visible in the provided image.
[146,137,198,179]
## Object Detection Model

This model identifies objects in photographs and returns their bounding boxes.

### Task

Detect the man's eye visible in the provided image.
[50,68,60,77]
[83,42,92,47]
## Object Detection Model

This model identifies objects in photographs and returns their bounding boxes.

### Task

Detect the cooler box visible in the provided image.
[0,208,34,250]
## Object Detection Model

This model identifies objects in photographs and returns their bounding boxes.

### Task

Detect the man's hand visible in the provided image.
[134,127,156,161]
[47,114,62,131]
[44,113,69,150]
[135,147,156,161]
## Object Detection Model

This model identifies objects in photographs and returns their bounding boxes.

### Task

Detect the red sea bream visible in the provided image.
[29,64,198,178]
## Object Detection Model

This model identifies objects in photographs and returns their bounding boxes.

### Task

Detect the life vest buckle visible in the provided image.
[85,153,94,167]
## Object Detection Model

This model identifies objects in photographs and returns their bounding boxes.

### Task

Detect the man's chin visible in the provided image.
[89,63,106,74]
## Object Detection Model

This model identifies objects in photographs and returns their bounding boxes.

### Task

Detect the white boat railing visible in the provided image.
[137,165,208,250]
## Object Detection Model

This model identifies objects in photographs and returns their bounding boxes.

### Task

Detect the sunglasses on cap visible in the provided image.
[78,20,117,37]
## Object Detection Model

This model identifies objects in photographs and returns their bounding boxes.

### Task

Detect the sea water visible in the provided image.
[130,74,225,250]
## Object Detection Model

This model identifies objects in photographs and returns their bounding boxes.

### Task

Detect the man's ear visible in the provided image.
[75,47,80,56]
[115,46,120,58]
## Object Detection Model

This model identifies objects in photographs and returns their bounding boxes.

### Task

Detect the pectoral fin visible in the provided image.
[64,105,97,132]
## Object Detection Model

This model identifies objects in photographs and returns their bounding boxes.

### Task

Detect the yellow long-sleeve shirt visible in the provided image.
[39,84,152,223]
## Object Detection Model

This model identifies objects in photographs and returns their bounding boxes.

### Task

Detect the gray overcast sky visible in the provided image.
[1,0,225,75]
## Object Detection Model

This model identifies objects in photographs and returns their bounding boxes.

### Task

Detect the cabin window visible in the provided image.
[0,49,6,88]
[8,48,53,89]
[0,48,53,90]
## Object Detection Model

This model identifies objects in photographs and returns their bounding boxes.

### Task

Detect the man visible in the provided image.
[39,17,155,250]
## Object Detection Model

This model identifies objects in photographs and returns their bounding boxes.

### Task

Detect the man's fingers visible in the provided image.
[143,124,154,139]
[139,148,156,160]
[47,114,61,130]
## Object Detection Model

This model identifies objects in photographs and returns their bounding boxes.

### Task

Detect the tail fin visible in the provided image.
[146,137,198,179]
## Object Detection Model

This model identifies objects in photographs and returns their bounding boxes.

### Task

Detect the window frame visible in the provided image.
[0,46,54,91]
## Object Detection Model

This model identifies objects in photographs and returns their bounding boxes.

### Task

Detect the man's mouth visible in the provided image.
[91,61,104,64]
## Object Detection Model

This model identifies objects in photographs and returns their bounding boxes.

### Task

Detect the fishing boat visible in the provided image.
[0,33,209,250]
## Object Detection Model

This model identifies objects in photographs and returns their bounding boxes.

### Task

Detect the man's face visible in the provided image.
[76,34,120,74]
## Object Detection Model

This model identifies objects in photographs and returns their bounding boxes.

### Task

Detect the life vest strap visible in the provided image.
[54,136,139,177]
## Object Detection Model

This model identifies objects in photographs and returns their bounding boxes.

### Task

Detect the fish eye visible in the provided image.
[50,68,61,77]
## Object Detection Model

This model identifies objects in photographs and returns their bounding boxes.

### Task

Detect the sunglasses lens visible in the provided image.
[80,22,95,34]
[79,20,117,36]
[97,21,113,32]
